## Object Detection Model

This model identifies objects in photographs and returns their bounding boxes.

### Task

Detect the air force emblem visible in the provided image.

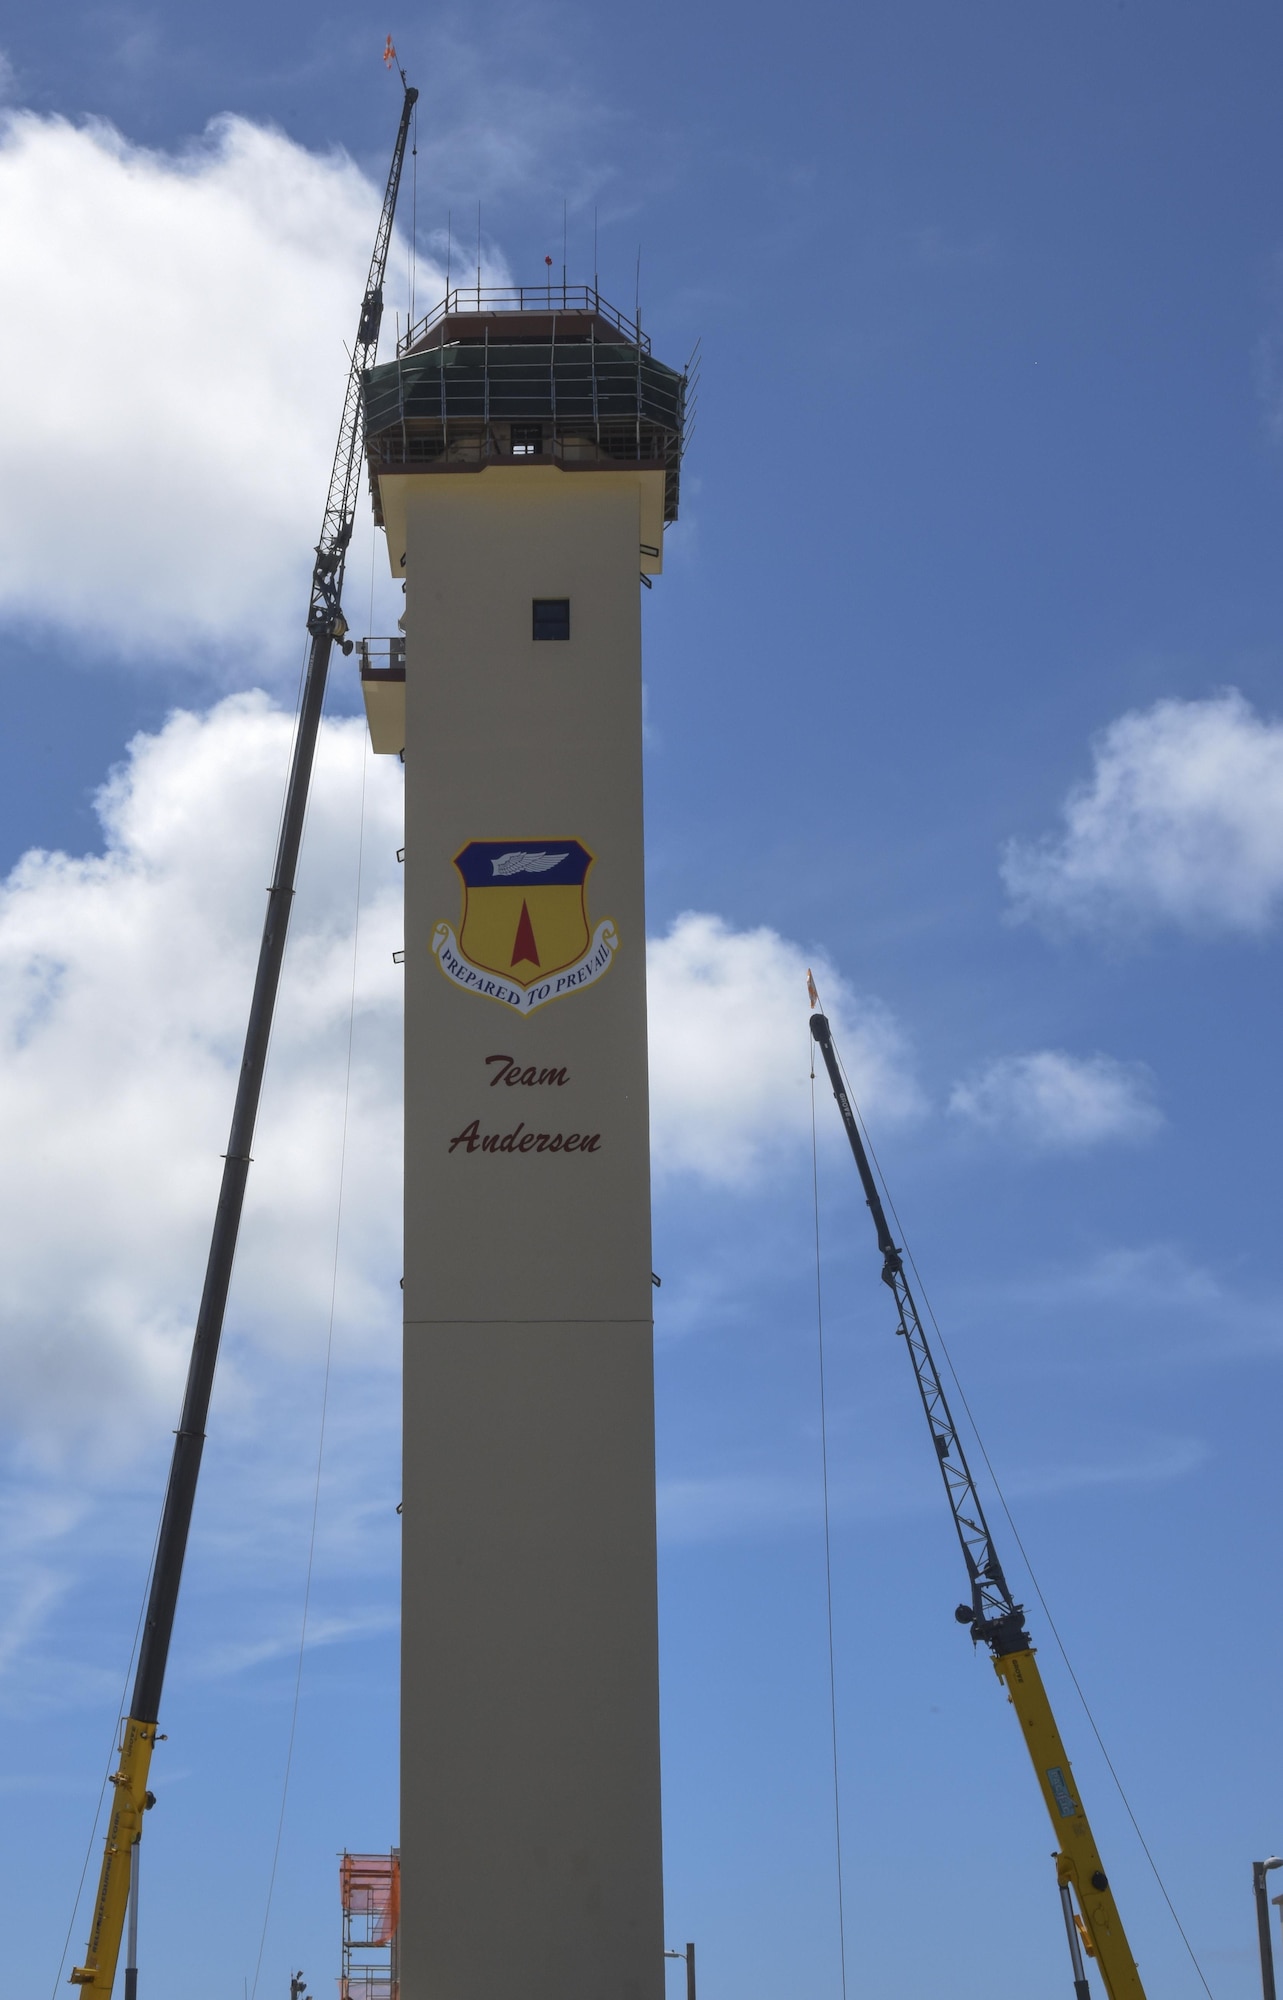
[432,840,619,1014]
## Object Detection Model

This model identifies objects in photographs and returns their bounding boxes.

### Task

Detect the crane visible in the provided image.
[808,1006,1146,2000]
[68,79,418,1997]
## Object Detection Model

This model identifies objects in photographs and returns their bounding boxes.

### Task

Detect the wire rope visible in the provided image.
[408,102,417,332]
[809,1044,849,2000]
[826,1037,1215,2000]
[249,729,371,2000]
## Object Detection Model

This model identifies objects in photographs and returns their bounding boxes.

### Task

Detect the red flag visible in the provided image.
[383,35,398,68]
[806,968,819,1010]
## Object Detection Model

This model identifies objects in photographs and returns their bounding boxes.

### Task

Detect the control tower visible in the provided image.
[361,284,687,2000]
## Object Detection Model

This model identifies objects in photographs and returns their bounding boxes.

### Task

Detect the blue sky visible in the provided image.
[2,3,1283,1997]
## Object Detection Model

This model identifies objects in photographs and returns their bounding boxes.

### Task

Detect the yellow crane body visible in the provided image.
[995,1646,1145,2000]
[69,1717,156,1994]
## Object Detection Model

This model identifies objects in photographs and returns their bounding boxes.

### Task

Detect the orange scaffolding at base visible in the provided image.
[340,1851,400,2000]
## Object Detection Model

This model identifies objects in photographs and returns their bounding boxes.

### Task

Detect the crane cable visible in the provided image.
[408,100,418,334]
[809,1048,849,2000]
[248,727,371,2000]
[824,1030,1216,2000]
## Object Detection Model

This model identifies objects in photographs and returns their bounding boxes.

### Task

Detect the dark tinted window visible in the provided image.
[533,599,570,641]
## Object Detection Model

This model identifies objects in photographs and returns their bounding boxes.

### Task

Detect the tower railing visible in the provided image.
[400,284,650,355]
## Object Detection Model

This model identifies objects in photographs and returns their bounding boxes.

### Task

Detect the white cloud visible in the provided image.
[1011,1241,1227,1311]
[646,912,922,1186]
[906,223,999,270]
[413,31,617,211]
[1002,691,1283,934]
[0,693,405,1469]
[948,1049,1161,1150]
[0,701,930,1692]
[657,1472,820,1543]
[996,1242,1283,1357]
[0,704,921,1467]
[1007,1434,1207,1496]
[656,1433,1204,1544]
[0,109,447,665]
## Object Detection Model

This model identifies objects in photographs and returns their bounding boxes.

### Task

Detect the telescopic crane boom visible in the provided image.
[808,1007,1146,2000]
[68,81,418,1997]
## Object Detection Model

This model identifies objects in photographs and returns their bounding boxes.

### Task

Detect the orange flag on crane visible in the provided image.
[806,968,819,1010]
[383,35,398,68]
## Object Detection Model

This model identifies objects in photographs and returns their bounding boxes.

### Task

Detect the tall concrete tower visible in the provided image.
[361,286,686,2000]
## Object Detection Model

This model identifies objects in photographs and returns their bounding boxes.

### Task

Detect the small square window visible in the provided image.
[533,598,570,642]
[512,423,544,458]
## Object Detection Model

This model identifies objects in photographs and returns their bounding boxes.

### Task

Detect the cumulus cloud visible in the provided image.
[0,699,923,1471]
[0,694,1217,1696]
[0,693,405,1467]
[948,1050,1162,1150]
[1002,691,1283,935]
[1014,1241,1226,1311]
[0,109,449,665]
[646,912,922,1186]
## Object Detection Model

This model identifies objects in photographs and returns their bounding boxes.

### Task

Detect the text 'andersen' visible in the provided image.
[448,1121,602,1155]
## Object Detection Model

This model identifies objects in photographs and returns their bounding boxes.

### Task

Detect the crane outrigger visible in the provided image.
[808,1005,1146,2000]
[68,79,418,1997]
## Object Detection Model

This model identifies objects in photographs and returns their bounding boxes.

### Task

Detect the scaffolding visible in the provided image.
[363,285,689,524]
[340,1851,399,2000]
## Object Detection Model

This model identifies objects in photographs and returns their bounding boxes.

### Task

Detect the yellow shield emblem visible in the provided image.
[454,841,593,989]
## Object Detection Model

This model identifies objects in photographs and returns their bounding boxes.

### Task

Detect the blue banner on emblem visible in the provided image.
[454,840,593,887]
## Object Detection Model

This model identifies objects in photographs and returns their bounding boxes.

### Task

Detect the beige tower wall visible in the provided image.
[399,466,665,2000]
